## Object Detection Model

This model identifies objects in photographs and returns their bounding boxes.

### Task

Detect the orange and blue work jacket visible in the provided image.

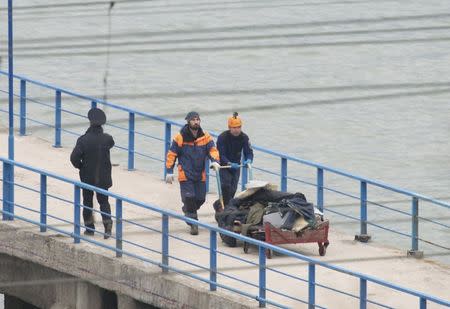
[166,125,220,182]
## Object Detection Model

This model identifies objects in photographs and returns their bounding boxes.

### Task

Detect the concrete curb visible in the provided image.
[0,221,255,309]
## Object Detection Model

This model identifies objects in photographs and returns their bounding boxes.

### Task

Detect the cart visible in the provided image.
[243,219,330,258]
[212,163,330,258]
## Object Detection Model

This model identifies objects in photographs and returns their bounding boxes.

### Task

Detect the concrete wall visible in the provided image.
[4,295,40,309]
[0,253,105,309]
[0,221,253,309]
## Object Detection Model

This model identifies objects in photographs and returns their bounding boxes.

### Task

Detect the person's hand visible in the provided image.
[210,161,221,171]
[229,162,240,170]
[243,159,252,167]
[165,173,174,184]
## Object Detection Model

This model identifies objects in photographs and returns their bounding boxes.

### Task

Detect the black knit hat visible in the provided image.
[185,111,200,122]
[88,108,106,126]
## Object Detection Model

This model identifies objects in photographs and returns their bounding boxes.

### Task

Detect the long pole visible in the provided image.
[8,0,14,160]
[6,0,15,221]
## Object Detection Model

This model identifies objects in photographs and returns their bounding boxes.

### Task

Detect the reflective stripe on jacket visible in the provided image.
[166,125,219,182]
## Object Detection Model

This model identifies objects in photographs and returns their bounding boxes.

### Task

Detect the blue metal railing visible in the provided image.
[0,70,449,257]
[1,157,449,308]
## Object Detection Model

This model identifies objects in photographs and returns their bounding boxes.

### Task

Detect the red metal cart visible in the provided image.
[243,219,330,258]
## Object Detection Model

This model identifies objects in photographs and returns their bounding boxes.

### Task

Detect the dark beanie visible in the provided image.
[185,111,200,122]
[88,108,106,126]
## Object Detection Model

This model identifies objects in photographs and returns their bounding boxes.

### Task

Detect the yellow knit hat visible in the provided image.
[228,112,242,128]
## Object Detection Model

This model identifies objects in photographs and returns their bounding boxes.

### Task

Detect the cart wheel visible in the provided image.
[318,243,326,256]
[266,249,272,259]
[319,245,325,256]
[243,242,249,254]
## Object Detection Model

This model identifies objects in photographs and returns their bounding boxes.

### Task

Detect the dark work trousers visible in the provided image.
[219,168,240,206]
[82,188,112,229]
[180,180,207,225]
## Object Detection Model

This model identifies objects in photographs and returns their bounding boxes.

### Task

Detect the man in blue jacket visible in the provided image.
[165,111,220,235]
[216,112,254,208]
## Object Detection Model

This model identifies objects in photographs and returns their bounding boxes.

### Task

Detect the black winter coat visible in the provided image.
[70,126,115,188]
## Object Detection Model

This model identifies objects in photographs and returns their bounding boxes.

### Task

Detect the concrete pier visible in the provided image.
[0,132,449,308]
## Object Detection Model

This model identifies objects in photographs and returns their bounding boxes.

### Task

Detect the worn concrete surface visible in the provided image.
[0,133,449,308]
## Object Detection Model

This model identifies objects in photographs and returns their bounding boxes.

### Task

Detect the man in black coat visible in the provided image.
[70,108,115,239]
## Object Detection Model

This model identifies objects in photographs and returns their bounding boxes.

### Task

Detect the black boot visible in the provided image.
[84,216,95,236]
[84,228,95,236]
[190,224,199,235]
[104,221,113,239]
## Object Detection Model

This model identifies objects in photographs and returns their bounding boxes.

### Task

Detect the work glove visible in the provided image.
[243,159,252,168]
[165,173,174,184]
[229,162,240,170]
[210,161,221,171]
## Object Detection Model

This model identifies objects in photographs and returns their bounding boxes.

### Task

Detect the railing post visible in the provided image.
[91,100,97,109]
[210,230,217,291]
[281,157,287,192]
[74,185,81,244]
[2,161,14,221]
[2,163,9,220]
[241,163,248,191]
[164,123,171,180]
[128,112,135,170]
[7,0,14,162]
[116,199,123,257]
[40,174,47,232]
[258,246,266,308]
[53,90,62,148]
[205,158,210,193]
[7,162,13,221]
[420,298,427,309]
[355,181,371,242]
[408,197,423,258]
[161,214,169,273]
[308,263,315,309]
[19,79,26,136]
[359,278,367,309]
[317,167,324,212]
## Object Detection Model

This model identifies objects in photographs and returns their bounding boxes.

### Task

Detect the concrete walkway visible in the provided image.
[0,132,449,308]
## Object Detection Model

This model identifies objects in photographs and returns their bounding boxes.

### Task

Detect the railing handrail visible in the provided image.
[1,156,449,307]
[0,71,180,125]
[1,70,449,210]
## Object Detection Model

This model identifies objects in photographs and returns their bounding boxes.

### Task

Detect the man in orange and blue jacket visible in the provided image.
[165,111,220,235]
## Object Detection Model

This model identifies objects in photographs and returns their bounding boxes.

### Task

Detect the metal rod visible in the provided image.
[164,122,171,180]
[205,158,210,193]
[258,246,266,308]
[2,162,11,221]
[8,0,14,160]
[241,155,248,191]
[317,168,324,212]
[412,197,419,252]
[74,185,81,244]
[360,278,367,309]
[308,263,315,309]
[116,199,123,257]
[420,297,427,309]
[360,181,368,235]
[20,80,26,136]
[281,157,288,192]
[54,90,62,148]
[162,214,169,273]
[210,230,217,291]
[40,174,47,232]
[128,112,135,170]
